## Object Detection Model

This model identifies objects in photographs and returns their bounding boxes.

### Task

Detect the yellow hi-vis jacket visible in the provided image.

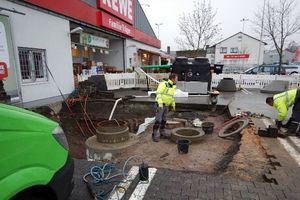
[273,88,297,121]
[155,79,176,109]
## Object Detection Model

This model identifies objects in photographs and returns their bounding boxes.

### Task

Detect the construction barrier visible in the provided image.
[78,73,300,90]
[211,74,300,89]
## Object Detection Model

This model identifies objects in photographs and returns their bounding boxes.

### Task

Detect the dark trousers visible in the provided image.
[288,89,300,134]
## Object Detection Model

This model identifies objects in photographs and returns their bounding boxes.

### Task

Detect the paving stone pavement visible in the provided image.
[139,168,299,200]
[71,136,300,200]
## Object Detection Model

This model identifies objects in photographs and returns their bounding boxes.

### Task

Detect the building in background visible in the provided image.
[0,0,160,107]
[206,32,266,73]
[264,50,294,64]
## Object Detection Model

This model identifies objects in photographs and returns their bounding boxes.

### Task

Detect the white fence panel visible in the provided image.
[212,74,300,89]
[135,73,168,89]
[81,73,300,91]
[105,73,136,90]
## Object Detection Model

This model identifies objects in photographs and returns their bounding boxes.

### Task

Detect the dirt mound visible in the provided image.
[223,126,270,181]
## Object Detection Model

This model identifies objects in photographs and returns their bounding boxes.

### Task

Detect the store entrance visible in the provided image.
[70,24,124,87]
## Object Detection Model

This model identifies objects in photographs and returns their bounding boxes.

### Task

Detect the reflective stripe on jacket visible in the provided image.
[155,79,176,108]
[273,89,297,121]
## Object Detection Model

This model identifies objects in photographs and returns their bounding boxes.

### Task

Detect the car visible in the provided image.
[243,65,286,75]
[282,65,300,75]
[290,62,300,66]
[0,103,74,200]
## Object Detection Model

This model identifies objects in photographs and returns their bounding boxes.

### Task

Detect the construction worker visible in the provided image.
[266,88,300,137]
[152,74,177,142]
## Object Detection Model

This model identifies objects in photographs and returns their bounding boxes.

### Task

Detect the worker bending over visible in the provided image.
[266,88,300,137]
[152,74,177,142]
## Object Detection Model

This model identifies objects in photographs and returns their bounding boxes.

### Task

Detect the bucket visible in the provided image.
[176,139,191,154]
[202,122,214,134]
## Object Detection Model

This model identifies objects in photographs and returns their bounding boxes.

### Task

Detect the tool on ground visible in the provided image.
[258,125,279,138]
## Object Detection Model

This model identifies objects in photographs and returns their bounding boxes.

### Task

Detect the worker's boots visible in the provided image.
[160,120,168,139]
[152,122,160,142]
[287,121,300,136]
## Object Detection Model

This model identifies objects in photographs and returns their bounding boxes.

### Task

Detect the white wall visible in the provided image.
[125,39,161,68]
[214,33,265,69]
[2,0,74,104]
[264,50,295,64]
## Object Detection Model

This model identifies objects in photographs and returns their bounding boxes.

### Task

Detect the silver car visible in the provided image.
[282,64,300,75]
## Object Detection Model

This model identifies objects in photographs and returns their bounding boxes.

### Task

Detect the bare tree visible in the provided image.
[254,0,300,74]
[175,0,221,50]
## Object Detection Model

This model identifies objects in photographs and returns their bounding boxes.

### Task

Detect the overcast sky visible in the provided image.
[140,0,300,51]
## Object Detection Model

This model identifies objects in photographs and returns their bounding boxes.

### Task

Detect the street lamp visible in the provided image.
[240,18,249,33]
[155,23,163,39]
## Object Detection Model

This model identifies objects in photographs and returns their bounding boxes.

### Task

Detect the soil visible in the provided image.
[223,126,270,181]
[35,99,272,181]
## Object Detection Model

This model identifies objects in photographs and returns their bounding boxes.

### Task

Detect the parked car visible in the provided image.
[0,103,74,200]
[282,65,300,75]
[291,62,300,66]
[243,65,286,75]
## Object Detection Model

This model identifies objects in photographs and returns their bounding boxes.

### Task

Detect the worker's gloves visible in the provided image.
[275,119,283,128]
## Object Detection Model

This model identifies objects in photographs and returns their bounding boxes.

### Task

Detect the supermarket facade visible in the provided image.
[0,0,161,107]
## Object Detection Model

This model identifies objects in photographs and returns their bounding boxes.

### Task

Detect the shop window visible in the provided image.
[220,47,227,54]
[18,47,48,83]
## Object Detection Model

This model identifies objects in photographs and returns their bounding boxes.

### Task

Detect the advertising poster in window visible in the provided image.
[0,15,19,100]
[0,21,9,69]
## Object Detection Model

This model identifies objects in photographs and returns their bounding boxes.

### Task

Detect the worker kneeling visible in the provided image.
[152,74,177,142]
[266,88,300,137]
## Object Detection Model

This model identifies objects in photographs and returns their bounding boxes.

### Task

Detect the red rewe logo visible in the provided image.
[98,0,134,24]
[0,62,8,80]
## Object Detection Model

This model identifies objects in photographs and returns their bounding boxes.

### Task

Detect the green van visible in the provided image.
[0,103,74,200]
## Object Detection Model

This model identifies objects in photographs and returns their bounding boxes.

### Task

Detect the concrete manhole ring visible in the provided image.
[171,127,205,143]
[96,120,129,143]
[218,118,250,138]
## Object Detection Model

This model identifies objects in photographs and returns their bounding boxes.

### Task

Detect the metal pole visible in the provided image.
[155,23,163,39]
[258,0,266,65]
[241,18,249,33]
[240,18,249,69]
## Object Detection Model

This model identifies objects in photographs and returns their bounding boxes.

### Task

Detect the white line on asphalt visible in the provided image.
[129,168,157,200]
[289,136,300,149]
[108,166,139,200]
[278,136,300,166]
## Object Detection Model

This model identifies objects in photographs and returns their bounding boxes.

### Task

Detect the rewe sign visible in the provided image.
[101,12,134,37]
[98,0,134,24]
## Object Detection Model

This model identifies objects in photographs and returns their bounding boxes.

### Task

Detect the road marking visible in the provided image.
[129,168,157,200]
[278,136,300,166]
[108,166,139,200]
